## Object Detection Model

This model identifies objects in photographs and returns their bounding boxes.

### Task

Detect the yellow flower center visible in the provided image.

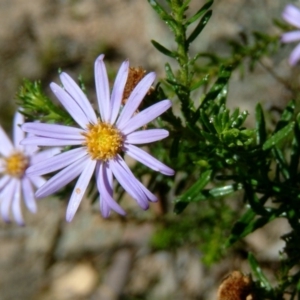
[4,152,29,178]
[83,122,123,161]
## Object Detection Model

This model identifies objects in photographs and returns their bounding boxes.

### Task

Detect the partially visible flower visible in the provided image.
[0,111,59,225]
[281,4,300,65]
[21,54,174,222]
[122,66,147,104]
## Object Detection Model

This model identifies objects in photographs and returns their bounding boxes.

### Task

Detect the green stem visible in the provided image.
[170,0,190,87]
[169,0,193,123]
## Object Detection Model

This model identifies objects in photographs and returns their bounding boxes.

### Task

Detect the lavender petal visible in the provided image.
[0,126,14,157]
[125,129,169,144]
[289,43,300,65]
[95,163,111,217]
[28,175,46,189]
[120,100,172,135]
[50,82,90,128]
[136,180,158,203]
[116,156,157,202]
[282,4,300,29]
[100,197,111,218]
[110,156,149,209]
[30,147,61,165]
[21,177,37,213]
[0,174,10,190]
[22,123,84,140]
[125,144,174,176]
[66,159,96,222]
[0,160,5,174]
[35,156,88,198]
[60,72,97,124]
[23,133,39,156]
[13,111,25,151]
[94,54,110,122]
[0,179,16,223]
[117,72,156,128]
[110,60,129,124]
[98,162,126,216]
[281,31,300,43]
[12,180,24,226]
[27,147,87,176]
[21,136,83,147]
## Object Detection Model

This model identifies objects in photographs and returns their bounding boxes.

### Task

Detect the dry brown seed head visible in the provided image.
[217,270,255,300]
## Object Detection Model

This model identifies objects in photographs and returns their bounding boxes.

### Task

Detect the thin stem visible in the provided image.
[170,0,190,87]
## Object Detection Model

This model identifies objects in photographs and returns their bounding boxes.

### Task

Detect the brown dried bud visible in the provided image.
[217,271,255,300]
[122,67,152,105]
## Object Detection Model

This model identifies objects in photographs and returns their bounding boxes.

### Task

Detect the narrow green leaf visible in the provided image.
[196,65,232,113]
[208,183,243,197]
[187,10,212,45]
[180,0,191,13]
[186,121,203,137]
[255,103,266,145]
[191,52,221,64]
[230,110,248,128]
[190,74,210,91]
[226,190,273,247]
[219,107,230,131]
[226,208,256,246]
[181,170,212,202]
[200,109,217,133]
[228,108,240,126]
[245,186,269,216]
[248,253,272,291]
[275,100,295,132]
[186,0,214,26]
[148,0,168,17]
[263,122,295,150]
[151,40,178,58]
[165,80,187,91]
[281,100,295,121]
[201,130,219,143]
[176,170,212,203]
[211,115,222,134]
[147,0,177,32]
[216,85,228,107]
[273,147,290,180]
[227,210,277,246]
[165,63,177,83]
[173,202,188,214]
[289,114,300,177]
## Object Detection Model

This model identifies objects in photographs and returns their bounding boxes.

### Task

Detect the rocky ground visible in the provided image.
[0,0,297,299]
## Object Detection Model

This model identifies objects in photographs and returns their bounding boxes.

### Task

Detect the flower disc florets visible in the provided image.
[4,152,29,178]
[83,121,123,161]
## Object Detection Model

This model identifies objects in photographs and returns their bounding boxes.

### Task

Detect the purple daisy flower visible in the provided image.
[0,111,59,225]
[21,54,174,222]
[281,4,300,65]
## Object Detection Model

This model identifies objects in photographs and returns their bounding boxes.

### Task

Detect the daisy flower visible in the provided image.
[281,4,300,65]
[0,111,59,225]
[21,54,174,222]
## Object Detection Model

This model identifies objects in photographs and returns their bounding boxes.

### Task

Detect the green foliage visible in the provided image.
[16,79,73,124]
[147,1,300,298]
[151,200,236,265]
